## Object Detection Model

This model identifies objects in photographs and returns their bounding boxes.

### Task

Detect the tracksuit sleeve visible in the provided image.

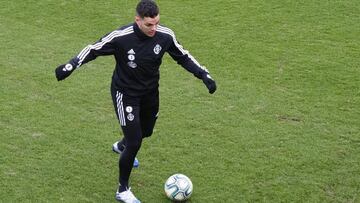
[166,33,209,79]
[69,31,117,68]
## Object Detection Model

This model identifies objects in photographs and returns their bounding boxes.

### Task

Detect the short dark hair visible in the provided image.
[136,0,159,18]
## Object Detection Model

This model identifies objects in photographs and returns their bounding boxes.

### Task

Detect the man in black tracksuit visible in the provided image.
[55,0,216,202]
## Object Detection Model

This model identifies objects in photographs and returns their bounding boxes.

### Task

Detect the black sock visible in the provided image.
[118,181,129,192]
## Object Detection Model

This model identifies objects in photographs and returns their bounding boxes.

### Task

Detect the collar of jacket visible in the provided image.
[133,22,152,40]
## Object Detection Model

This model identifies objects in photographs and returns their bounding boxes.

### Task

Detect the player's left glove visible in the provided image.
[202,73,217,94]
[55,63,75,81]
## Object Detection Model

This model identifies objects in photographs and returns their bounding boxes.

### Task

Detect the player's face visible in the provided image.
[135,15,160,37]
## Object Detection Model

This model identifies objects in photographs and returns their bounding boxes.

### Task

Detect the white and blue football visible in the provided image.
[164,173,193,201]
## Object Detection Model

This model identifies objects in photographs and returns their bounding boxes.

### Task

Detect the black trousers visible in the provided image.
[110,84,159,185]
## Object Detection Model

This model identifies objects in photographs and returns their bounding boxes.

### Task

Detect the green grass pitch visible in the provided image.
[0,0,359,202]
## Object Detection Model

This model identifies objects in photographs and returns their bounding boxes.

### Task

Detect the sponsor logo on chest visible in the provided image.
[127,49,137,68]
[126,44,162,68]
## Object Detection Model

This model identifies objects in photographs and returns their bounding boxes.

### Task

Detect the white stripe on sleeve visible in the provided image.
[157,25,208,72]
[76,26,134,67]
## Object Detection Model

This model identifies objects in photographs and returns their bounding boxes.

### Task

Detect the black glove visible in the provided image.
[202,73,217,94]
[55,63,75,81]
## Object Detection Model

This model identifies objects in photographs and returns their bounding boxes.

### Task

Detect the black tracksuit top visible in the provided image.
[70,23,209,97]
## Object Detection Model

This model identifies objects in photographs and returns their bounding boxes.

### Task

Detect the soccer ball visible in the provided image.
[164,174,193,201]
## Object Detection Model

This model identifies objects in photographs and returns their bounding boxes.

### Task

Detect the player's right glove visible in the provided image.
[201,73,217,94]
[55,63,75,81]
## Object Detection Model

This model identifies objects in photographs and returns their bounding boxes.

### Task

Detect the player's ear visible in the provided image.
[135,15,141,24]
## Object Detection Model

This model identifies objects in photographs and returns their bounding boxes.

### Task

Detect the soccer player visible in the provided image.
[55,0,216,202]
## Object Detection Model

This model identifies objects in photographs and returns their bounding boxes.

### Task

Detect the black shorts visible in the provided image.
[110,85,159,140]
